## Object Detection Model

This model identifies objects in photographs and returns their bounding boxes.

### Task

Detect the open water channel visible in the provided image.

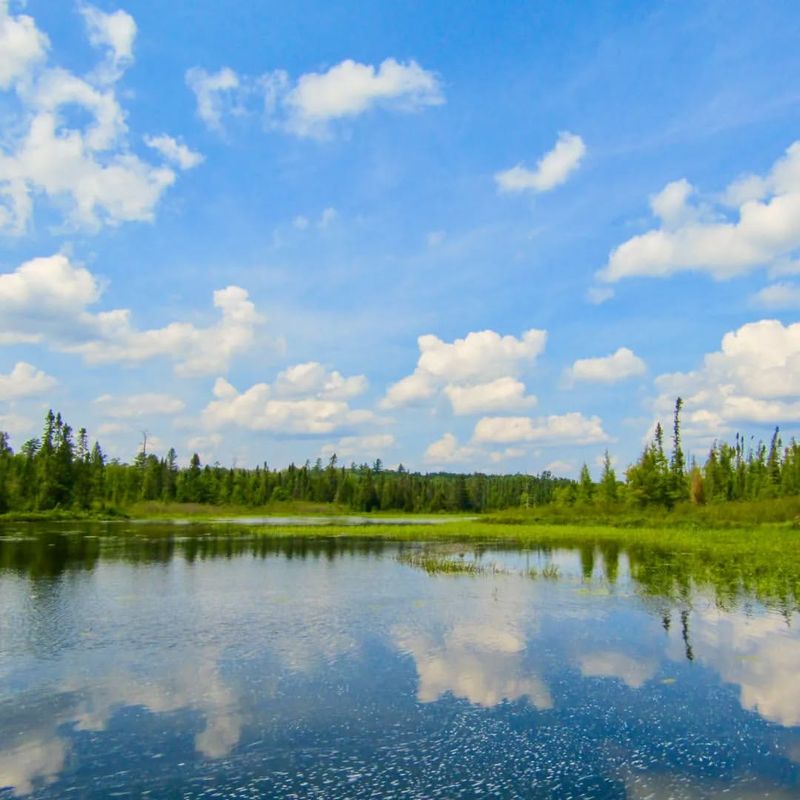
[1,523,799,798]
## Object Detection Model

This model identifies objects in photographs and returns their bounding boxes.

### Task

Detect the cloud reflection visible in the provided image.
[0,736,67,797]
[666,608,800,727]
[394,616,551,709]
[577,650,658,689]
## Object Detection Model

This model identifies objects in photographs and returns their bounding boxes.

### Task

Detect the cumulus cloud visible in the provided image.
[653,319,800,437]
[752,282,800,309]
[274,361,367,400]
[284,58,443,137]
[0,254,265,376]
[473,412,610,446]
[80,4,136,80]
[0,4,197,233]
[495,131,586,193]
[489,447,526,464]
[187,58,443,138]
[93,393,185,419]
[0,2,49,89]
[0,361,56,401]
[382,329,546,414]
[443,377,537,415]
[423,433,480,465]
[185,66,241,131]
[321,433,395,462]
[203,364,372,435]
[599,141,800,283]
[144,134,204,170]
[564,347,646,385]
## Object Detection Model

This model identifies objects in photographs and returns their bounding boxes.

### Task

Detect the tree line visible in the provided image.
[555,398,800,509]
[2,402,800,515]
[0,410,567,513]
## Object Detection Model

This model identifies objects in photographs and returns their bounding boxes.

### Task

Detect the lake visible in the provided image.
[1,523,799,798]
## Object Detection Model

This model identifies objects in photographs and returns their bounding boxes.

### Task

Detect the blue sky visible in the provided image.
[1,0,800,476]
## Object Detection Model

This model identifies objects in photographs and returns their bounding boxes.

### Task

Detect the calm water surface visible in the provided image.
[1,524,799,798]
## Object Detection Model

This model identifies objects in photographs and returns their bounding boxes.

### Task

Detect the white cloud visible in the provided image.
[144,134,204,170]
[292,214,309,229]
[93,393,185,419]
[0,254,265,376]
[599,141,800,282]
[274,361,367,400]
[318,206,337,228]
[285,58,443,137]
[564,347,646,385]
[381,370,436,409]
[0,4,191,233]
[185,66,241,132]
[382,329,546,414]
[495,131,586,193]
[443,377,536,415]
[473,412,610,445]
[185,433,223,462]
[752,282,800,309]
[417,329,547,383]
[0,361,56,401]
[489,446,525,464]
[423,433,480,465]
[585,286,614,305]
[75,285,266,377]
[544,459,573,475]
[649,178,697,228]
[187,58,443,138]
[0,2,48,89]
[80,4,136,80]
[203,365,372,435]
[653,319,800,437]
[321,433,395,461]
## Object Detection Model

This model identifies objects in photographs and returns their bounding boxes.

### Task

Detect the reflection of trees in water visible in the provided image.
[0,530,101,579]
[625,542,800,613]
[3,526,800,612]
[527,535,800,612]
[0,526,394,579]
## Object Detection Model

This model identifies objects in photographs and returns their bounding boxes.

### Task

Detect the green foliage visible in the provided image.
[0,410,568,515]
[4,404,800,520]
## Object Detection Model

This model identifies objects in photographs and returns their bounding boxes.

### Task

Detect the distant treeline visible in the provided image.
[0,410,567,513]
[571,398,800,509]
[2,401,800,515]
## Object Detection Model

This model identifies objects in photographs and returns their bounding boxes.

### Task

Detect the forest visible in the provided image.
[1,399,800,515]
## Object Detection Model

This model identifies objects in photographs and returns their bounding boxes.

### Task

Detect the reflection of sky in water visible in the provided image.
[0,533,799,797]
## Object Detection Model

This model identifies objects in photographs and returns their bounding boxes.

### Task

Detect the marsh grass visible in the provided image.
[526,563,561,580]
[5,513,800,608]
[397,552,490,575]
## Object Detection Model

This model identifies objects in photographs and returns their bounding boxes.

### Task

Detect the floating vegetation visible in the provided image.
[528,563,561,580]
[397,551,503,576]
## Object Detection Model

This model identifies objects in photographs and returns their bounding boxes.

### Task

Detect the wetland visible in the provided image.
[1,521,799,798]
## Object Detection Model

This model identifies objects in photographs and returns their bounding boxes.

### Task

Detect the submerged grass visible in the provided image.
[397,552,490,575]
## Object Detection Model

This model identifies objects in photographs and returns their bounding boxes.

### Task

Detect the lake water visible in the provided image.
[1,524,799,798]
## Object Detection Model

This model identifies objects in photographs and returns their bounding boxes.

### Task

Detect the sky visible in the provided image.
[1,0,800,477]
